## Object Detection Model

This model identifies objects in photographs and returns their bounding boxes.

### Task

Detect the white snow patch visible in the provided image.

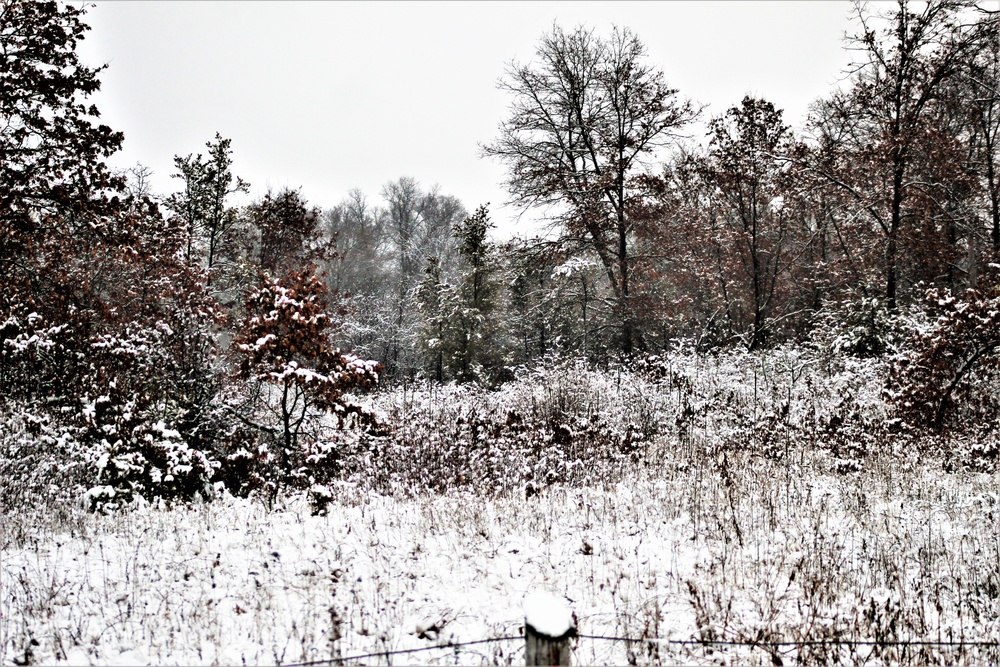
[524,589,574,638]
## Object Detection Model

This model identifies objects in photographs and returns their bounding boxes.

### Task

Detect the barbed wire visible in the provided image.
[281,630,1000,667]
[578,633,1000,649]
[282,635,522,667]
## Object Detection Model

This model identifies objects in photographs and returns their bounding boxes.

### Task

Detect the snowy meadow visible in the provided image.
[4,349,1000,666]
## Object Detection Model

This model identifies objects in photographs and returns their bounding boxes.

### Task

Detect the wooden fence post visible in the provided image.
[524,590,575,666]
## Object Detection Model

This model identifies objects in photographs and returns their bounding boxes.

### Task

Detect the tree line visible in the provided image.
[325,1,1000,378]
[486,3,1000,358]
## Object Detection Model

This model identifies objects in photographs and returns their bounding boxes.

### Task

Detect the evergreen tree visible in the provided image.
[415,205,504,382]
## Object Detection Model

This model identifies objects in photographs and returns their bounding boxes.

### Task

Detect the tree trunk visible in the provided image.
[206,231,216,288]
[749,199,764,352]
[281,381,292,475]
[886,154,905,310]
[989,149,1000,253]
[618,212,634,357]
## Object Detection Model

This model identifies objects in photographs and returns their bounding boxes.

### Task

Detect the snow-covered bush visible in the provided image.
[71,309,223,508]
[0,132,240,505]
[808,296,910,360]
[0,229,224,509]
[0,374,220,513]
[220,268,381,500]
[341,359,657,496]
[0,404,90,512]
[325,346,901,496]
[886,277,1000,433]
[634,344,886,466]
[0,319,221,509]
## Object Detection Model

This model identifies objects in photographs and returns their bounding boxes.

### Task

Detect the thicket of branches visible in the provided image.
[3,0,1000,509]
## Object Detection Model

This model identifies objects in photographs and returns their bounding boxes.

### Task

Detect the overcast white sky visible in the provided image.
[76,1,857,235]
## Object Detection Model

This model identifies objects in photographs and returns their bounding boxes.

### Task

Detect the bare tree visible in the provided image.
[376,177,466,374]
[484,24,697,355]
[324,188,386,295]
[382,177,425,286]
[419,185,466,276]
[380,177,426,371]
[965,16,1000,255]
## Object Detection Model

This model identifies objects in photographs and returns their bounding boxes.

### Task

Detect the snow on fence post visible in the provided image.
[524,590,575,666]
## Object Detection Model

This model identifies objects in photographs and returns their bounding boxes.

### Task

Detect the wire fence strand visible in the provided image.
[281,631,1000,667]
[577,633,1000,649]
[282,635,522,667]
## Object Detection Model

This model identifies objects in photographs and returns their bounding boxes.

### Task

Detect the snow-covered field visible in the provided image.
[3,351,1000,665]
[5,459,999,665]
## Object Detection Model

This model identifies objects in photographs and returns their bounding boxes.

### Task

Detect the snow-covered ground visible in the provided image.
[4,459,999,666]
[3,351,1000,665]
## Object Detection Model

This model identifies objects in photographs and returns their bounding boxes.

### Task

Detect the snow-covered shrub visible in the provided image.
[334,346,902,496]
[816,392,887,473]
[633,343,893,472]
[0,404,91,512]
[66,313,224,508]
[886,277,1000,432]
[809,296,909,360]
[87,413,218,507]
[918,425,1000,474]
[307,483,334,515]
[0,309,222,509]
[344,359,661,496]
[1,200,228,508]
[213,423,270,498]
[219,268,382,500]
